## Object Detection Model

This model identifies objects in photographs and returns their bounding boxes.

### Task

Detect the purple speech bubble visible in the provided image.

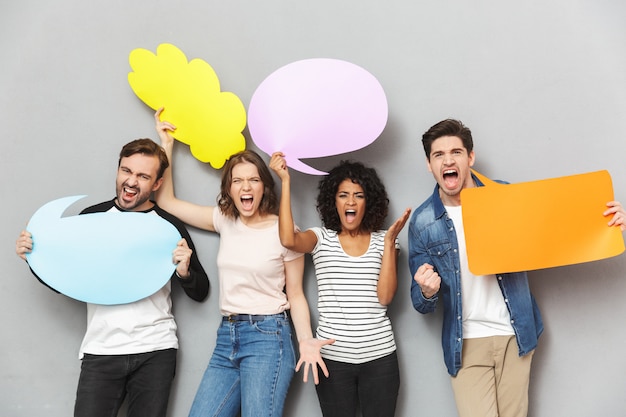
[248,58,388,175]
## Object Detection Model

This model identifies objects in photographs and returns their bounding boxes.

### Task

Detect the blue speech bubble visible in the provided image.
[25,195,181,305]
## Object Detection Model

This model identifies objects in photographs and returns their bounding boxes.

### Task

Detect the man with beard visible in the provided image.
[408,119,625,417]
[15,138,209,417]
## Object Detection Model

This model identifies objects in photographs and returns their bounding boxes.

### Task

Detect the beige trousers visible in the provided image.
[450,335,534,417]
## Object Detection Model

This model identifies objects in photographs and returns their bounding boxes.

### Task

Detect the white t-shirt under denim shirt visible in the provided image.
[445,205,515,339]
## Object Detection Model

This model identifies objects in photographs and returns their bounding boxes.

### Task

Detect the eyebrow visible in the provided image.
[431,147,465,155]
[119,165,153,179]
[232,176,261,180]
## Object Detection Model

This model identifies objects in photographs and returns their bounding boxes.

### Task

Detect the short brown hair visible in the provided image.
[118,138,169,179]
[422,119,473,159]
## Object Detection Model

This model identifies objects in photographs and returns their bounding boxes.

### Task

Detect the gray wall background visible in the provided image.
[3,1,626,416]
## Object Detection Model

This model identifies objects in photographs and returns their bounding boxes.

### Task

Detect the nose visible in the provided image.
[125,175,139,186]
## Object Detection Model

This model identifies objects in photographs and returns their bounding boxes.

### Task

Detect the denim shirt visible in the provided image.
[408,175,543,376]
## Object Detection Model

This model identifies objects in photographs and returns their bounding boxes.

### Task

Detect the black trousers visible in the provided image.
[74,348,177,417]
[315,351,400,417]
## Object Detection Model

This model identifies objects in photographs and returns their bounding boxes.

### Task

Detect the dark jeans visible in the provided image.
[74,348,177,417]
[315,351,400,417]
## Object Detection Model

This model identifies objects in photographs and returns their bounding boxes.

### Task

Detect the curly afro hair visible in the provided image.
[316,160,389,233]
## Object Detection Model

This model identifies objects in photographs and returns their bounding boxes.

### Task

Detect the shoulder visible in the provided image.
[80,199,115,214]
[409,195,436,226]
[409,195,447,242]
[372,230,387,241]
[370,230,388,249]
[213,207,227,223]
[153,204,191,237]
[311,226,336,240]
[307,227,336,252]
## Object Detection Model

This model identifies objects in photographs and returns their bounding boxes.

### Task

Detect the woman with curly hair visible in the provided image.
[270,152,411,417]
[154,109,329,417]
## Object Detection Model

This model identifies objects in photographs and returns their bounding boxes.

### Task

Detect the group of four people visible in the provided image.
[16,112,626,417]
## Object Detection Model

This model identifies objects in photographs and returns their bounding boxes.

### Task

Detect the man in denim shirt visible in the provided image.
[408,119,625,417]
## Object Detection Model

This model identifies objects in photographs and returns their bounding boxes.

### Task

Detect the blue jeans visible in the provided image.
[74,348,177,417]
[315,351,400,417]
[188,313,296,417]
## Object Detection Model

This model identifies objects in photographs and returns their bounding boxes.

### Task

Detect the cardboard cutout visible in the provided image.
[129,43,246,168]
[26,196,181,305]
[462,170,624,274]
[248,58,388,175]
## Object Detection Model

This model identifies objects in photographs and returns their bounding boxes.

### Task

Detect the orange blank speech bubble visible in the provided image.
[461,170,624,275]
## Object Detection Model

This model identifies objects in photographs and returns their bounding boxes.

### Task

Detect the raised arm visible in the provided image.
[154,108,215,232]
[377,208,411,305]
[269,152,318,253]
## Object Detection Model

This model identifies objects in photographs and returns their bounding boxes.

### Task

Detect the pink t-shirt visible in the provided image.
[213,209,303,316]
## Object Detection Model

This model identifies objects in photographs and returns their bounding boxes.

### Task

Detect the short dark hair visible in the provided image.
[316,160,389,233]
[118,138,169,179]
[422,119,473,159]
[218,150,278,219]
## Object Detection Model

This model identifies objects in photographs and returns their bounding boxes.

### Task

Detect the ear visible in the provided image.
[152,177,164,192]
[468,150,475,167]
[426,156,433,173]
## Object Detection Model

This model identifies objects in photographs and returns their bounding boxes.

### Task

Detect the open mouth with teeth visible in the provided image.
[442,169,459,189]
[345,209,357,224]
[122,186,138,201]
[240,195,254,211]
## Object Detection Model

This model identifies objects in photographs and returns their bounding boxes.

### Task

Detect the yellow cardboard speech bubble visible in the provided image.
[461,170,624,275]
[128,43,246,168]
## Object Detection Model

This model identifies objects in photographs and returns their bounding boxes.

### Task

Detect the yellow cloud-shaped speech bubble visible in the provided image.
[128,43,246,168]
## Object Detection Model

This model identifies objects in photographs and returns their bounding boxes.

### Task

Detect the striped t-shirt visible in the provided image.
[310,227,396,364]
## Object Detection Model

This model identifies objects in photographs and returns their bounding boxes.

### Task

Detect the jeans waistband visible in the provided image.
[223,311,288,323]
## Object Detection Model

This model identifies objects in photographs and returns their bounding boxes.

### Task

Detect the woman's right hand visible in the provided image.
[154,107,176,148]
[296,337,335,384]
